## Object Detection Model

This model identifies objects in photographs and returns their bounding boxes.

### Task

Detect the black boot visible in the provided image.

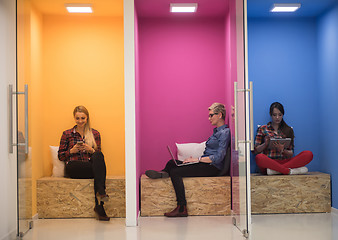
[164,205,188,217]
[145,170,169,179]
[94,205,110,221]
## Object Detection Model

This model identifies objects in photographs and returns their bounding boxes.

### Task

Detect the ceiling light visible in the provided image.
[170,3,198,13]
[65,3,93,13]
[270,3,301,12]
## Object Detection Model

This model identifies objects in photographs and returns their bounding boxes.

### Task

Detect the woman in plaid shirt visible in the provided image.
[58,106,110,221]
[254,102,313,175]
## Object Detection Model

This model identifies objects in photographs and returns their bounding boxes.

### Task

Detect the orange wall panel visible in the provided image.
[42,15,125,176]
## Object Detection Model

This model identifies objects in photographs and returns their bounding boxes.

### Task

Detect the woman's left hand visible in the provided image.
[183,157,199,163]
[274,142,285,153]
[82,143,95,154]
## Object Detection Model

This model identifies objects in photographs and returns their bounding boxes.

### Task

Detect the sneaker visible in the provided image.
[289,167,308,175]
[267,168,282,175]
[145,170,169,179]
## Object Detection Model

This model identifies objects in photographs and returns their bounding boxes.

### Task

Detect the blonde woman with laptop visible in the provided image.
[254,102,313,175]
[145,103,230,217]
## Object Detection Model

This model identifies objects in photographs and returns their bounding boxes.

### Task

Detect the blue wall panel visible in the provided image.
[248,18,320,173]
[318,4,338,208]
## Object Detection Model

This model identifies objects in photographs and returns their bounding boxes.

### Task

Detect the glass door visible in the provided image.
[231,0,251,237]
[15,0,32,237]
[2,0,18,239]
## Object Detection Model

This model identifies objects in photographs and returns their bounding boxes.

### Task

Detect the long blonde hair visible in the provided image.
[73,106,97,150]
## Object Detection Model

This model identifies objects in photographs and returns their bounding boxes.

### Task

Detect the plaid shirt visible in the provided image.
[58,126,101,163]
[255,123,294,159]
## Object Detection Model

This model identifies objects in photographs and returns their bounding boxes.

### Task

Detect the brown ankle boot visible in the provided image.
[164,205,188,217]
[94,205,110,221]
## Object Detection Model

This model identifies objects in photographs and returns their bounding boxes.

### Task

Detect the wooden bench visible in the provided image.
[140,174,231,216]
[37,176,125,218]
[19,178,32,219]
[251,172,331,214]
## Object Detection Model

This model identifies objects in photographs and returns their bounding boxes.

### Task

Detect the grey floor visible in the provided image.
[22,212,338,240]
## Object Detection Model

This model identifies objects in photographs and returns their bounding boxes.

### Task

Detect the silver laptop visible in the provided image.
[167,145,199,167]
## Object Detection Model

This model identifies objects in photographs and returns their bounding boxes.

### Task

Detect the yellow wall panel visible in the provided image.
[29,4,44,216]
[41,15,125,176]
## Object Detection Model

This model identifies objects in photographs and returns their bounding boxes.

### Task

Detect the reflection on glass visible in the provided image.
[231,143,248,235]
[17,130,32,234]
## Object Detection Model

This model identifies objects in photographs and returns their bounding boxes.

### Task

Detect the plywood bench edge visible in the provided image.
[37,176,125,181]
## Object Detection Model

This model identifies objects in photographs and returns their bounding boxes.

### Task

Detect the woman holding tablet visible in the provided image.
[145,103,230,217]
[254,102,313,175]
[58,106,110,221]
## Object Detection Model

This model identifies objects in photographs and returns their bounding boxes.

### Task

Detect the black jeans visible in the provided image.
[163,160,220,206]
[65,151,107,206]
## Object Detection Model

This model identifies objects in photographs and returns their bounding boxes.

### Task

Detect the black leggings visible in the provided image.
[65,151,107,206]
[163,160,220,206]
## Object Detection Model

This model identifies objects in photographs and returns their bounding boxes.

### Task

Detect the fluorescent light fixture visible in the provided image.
[65,3,93,13]
[270,3,301,12]
[170,3,198,13]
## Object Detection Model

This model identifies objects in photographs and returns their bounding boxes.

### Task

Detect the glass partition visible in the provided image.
[16,0,33,237]
[231,0,251,237]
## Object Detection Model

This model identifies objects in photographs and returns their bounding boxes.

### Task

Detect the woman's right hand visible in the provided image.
[70,143,84,154]
[264,135,271,150]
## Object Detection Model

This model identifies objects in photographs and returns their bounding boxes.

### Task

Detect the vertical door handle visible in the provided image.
[9,85,13,153]
[8,84,28,154]
[234,82,238,151]
[249,82,254,151]
[24,84,28,154]
[234,81,254,151]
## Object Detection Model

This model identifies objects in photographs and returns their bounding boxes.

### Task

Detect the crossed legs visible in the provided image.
[255,150,313,175]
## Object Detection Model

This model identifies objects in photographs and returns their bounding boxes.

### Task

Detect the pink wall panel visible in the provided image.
[134,9,140,215]
[225,11,233,133]
[138,17,228,173]
[229,0,238,136]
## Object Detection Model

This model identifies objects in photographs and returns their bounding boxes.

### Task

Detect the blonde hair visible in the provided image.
[73,106,97,150]
[208,103,226,120]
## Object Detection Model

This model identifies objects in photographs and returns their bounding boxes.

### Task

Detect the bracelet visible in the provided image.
[198,157,201,162]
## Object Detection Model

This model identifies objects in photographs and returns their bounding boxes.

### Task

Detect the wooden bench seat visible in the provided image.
[37,176,125,218]
[251,172,331,214]
[140,174,231,216]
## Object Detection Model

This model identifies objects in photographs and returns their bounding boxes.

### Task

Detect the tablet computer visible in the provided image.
[268,138,291,149]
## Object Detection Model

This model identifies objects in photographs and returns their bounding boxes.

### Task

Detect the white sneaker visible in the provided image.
[267,168,282,175]
[289,167,308,175]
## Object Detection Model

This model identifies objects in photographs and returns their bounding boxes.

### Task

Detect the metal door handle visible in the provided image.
[249,82,254,151]
[234,81,254,151]
[9,84,28,154]
[234,82,238,151]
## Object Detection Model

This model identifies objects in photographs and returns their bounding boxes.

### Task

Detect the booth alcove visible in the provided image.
[133,0,248,225]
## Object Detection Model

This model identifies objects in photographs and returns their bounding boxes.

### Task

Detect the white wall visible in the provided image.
[0,0,18,239]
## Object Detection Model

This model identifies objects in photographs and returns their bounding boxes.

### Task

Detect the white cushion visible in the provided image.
[50,146,65,177]
[175,141,206,161]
